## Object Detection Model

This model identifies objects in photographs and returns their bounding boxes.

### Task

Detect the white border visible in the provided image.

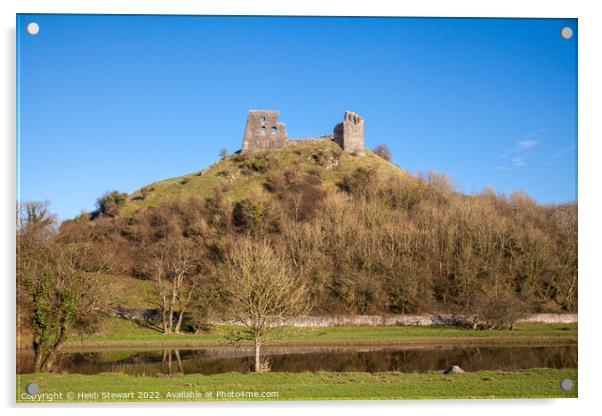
[2,1,601,415]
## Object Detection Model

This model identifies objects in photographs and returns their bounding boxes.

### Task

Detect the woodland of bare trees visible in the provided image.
[18,158,578,348]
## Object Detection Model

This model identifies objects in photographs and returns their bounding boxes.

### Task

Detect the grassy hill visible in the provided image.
[66,138,575,318]
[119,141,409,218]
[81,141,422,316]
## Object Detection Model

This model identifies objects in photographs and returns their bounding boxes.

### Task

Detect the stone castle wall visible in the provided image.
[242,110,363,154]
[241,110,288,154]
[333,111,365,155]
[286,136,333,146]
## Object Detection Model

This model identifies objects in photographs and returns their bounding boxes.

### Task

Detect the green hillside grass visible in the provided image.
[100,274,156,309]
[119,141,410,217]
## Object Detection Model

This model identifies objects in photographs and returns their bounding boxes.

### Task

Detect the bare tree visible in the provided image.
[372,144,392,161]
[153,237,201,334]
[219,147,228,160]
[223,239,311,372]
[470,290,528,330]
[419,169,456,194]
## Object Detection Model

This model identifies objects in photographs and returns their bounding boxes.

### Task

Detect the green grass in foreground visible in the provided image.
[54,319,577,348]
[17,368,577,402]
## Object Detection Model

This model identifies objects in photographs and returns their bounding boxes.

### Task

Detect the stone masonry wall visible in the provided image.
[242,110,288,154]
[209,313,577,327]
[259,314,468,327]
[242,110,364,155]
[286,136,333,146]
[333,111,364,155]
[111,307,577,328]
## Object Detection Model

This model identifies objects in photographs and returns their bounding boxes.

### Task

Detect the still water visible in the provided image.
[17,345,576,376]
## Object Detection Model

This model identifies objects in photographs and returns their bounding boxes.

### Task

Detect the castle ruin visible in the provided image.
[333,111,364,155]
[241,110,288,153]
[241,110,364,155]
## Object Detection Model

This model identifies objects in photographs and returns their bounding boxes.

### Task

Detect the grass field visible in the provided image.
[37,320,576,349]
[17,368,577,402]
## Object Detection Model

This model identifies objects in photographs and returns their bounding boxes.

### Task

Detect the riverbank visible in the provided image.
[17,320,577,350]
[17,368,577,402]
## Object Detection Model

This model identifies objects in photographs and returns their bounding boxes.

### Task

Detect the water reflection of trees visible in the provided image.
[161,349,183,375]
[17,345,577,376]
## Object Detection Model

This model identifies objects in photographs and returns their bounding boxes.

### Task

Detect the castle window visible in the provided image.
[271,126,278,134]
[260,126,266,134]
[352,117,357,125]
[259,116,266,124]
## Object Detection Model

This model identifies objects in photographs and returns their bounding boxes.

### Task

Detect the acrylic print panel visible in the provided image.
[16,14,577,403]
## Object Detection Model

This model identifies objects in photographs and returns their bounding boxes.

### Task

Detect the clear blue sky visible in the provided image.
[17,14,577,220]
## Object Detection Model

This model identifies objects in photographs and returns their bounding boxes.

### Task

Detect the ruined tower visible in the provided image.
[241,109,365,155]
[333,111,364,155]
[241,110,288,154]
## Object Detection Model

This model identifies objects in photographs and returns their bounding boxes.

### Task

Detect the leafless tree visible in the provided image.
[153,237,201,334]
[373,144,392,161]
[223,238,311,372]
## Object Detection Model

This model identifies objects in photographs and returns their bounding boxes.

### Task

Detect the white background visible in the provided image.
[2,1,601,415]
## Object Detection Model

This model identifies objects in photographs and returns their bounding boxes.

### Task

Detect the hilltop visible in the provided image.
[118,141,409,218]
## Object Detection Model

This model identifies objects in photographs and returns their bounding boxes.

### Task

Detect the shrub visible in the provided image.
[140,186,154,200]
[378,175,428,211]
[265,166,326,222]
[246,157,271,173]
[309,148,341,168]
[233,199,263,229]
[472,291,528,330]
[73,209,91,223]
[373,144,392,161]
[420,170,456,194]
[96,191,128,217]
[203,188,232,230]
[240,166,253,176]
[233,152,276,174]
[338,167,375,199]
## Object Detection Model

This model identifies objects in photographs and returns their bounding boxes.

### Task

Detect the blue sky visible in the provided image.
[17,15,577,220]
